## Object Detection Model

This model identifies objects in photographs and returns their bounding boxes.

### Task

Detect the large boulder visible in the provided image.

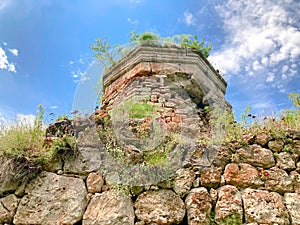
[135,190,185,225]
[224,163,263,189]
[64,128,104,174]
[215,185,243,225]
[13,172,88,225]
[284,193,300,225]
[185,187,212,225]
[233,144,275,169]
[83,189,135,225]
[264,167,294,194]
[242,188,289,225]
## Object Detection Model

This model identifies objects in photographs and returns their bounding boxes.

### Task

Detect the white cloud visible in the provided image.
[266,73,275,83]
[209,0,300,92]
[0,47,16,73]
[16,114,36,127]
[3,42,7,46]
[49,105,58,109]
[127,17,139,26]
[183,10,196,26]
[8,48,18,56]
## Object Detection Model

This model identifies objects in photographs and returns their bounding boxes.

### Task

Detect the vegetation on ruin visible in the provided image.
[0,93,299,177]
[202,92,300,147]
[0,105,77,166]
[90,30,212,68]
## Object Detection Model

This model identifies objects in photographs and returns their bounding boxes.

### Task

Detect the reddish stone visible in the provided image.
[224,163,263,189]
[185,187,212,225]
[256,133,271,146]
[171,115,182,123]
[86,172,104,194]
[215,185,243,225]
[200,167,221,189]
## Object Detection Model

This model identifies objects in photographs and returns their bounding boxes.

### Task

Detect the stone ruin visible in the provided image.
[0,45,300,225]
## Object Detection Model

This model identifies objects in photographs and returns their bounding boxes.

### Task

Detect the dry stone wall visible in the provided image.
[0,46,299,225]
[0,132,300,225]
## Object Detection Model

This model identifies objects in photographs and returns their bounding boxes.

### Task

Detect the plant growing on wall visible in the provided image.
[90,31,213,69]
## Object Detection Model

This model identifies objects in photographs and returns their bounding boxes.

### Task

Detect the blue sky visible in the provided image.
[0,0,299,123]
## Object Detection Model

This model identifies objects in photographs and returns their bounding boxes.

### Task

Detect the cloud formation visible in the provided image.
[0,47,16,73]
[9,48,18,56]
[183,10,197,26]
[209,0,300,93]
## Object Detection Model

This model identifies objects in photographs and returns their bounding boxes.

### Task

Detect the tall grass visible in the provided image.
[0,105,48,161]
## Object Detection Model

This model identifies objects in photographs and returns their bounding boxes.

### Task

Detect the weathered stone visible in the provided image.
[215,185,243,225]
[14,172,87,225]
[192,177,200,188]
[297,162,300,173]
[210,188,218,206]
[135,190,185,225]
[64,127,104,174]
[256,133,271,146]
[64,144,103,174]
[173,168,195,197]
[0,194,19,224]
[284,193,300,225]
[212,145,233,170]
[224,163,263,189]
[264,167,294,194]
[86,172,104,194]
[83,189,135,225]
[185,187,212,225]
[234,144,275,168]
[293,140,300,156]
[290,171,300,193]
[0,156,38,196]
[242,134,255,144]
[200,167,221,189]
[268,139,284,152]
[276,152,296,171]
[242,188,289,225]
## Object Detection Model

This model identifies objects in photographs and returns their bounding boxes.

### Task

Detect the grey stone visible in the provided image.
[0,156,37,196]
[135,190,185,225]
[83,189,135,225]
[0,194,19,224]
[173,168,195,197]
[242,188,289,225]
[185,187,212,225]
[284,193,300,225]
[276,152,296,171]
[14,172,87,225]
[64,128,104,174]
[215,185,243,225]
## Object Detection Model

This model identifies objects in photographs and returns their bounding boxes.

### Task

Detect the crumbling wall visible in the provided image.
[0,131,299,225]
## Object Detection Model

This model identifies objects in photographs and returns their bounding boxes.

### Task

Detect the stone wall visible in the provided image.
[0,46,299,225]
[0,131,299,225]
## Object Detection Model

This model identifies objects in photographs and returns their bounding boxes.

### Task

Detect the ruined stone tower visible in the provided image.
[100,46,230,139]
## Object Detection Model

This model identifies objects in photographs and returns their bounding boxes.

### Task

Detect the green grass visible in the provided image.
[204,93,300,146]
[0,105,76,164]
